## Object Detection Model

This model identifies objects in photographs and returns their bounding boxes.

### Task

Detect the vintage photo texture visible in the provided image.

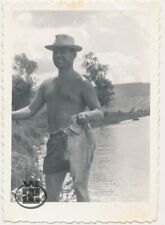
[2,0,159,222]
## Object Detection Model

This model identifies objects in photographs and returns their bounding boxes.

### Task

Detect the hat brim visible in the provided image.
[45,44,82,52]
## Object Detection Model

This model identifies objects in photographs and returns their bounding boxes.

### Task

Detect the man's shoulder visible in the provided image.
[40,77,55,88]
[73,74,93,91]
[74,73,92,86]
[81,77,94,90]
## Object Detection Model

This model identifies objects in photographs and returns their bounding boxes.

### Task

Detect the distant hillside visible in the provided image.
[108,82,150,112]
[114,82,150,97]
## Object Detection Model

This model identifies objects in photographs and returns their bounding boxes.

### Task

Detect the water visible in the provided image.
[36,116,150,202]
[88,116,150,202]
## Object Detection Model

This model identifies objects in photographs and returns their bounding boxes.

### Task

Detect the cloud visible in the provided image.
[99,27,115,35]
[13,20,90,80]
[12,11,151,85]
[96,52,149,84]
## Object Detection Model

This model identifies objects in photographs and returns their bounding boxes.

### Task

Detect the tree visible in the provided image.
[12,53,38,110]
[82,52,114,107]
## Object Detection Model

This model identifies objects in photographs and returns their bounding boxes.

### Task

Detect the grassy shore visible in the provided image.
[11,107,47,190]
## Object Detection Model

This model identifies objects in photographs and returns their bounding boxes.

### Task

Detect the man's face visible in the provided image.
[52,47,77,69]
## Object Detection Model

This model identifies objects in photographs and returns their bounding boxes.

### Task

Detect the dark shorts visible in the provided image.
[43,133,70,174]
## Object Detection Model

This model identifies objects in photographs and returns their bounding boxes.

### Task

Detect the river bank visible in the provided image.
[91,110,149,127]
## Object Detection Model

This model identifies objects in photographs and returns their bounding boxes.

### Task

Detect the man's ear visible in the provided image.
[71,49,77,58]
[74,51,77,58]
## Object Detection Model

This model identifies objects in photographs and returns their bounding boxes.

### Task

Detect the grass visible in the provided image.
[11,107,47,190]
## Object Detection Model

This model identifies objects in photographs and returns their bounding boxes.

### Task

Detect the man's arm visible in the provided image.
[79,80,104,123]
[12,82,45,120]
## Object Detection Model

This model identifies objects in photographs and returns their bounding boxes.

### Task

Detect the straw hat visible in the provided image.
[45,34,82,51]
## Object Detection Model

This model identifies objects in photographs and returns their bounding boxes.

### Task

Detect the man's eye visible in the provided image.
[61,50,67,53]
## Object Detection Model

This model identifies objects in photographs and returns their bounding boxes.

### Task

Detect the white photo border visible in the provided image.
[2,0,159,222]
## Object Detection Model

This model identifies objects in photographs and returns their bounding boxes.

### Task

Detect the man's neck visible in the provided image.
[58,65,75,79]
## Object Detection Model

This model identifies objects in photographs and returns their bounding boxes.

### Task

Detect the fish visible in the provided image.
[64,116,95,184]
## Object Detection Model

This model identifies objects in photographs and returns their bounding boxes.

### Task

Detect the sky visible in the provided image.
[12,10,155,84]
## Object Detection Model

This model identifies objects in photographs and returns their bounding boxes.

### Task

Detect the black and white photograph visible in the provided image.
[2,0,159,222]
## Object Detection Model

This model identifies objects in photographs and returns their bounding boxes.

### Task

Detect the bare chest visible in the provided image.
[44,79,83,105]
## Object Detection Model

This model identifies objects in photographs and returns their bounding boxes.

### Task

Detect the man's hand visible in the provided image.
[77,112,89,125]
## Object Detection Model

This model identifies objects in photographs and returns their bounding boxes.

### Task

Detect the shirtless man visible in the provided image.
[12,34,103,202]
